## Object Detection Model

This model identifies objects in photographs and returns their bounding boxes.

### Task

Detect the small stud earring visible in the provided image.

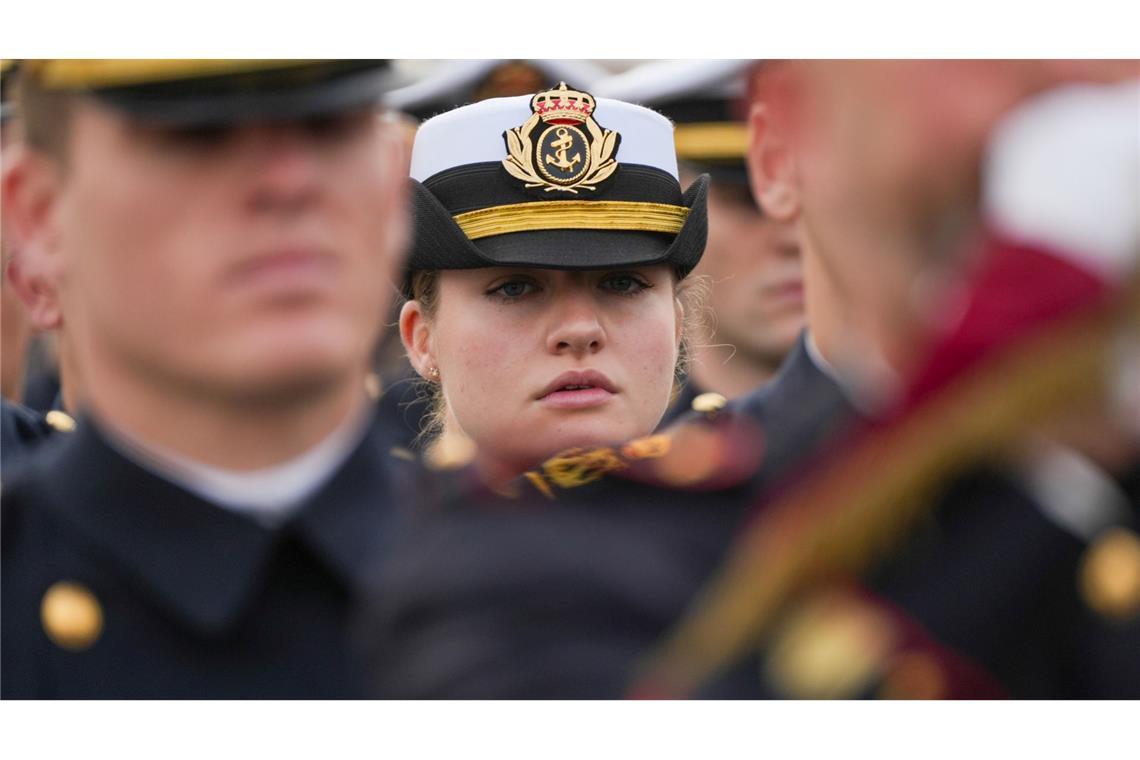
[428,366,440,379]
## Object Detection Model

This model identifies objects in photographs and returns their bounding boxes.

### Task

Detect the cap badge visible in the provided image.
[502,82,620,194]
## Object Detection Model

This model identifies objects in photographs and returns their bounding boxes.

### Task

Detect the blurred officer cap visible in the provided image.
[20,59,395,127]
[593,59,758,191]
[385,59,608,122]
[1,60,19,122]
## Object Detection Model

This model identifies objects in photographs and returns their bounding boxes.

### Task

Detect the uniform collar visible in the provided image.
[99,408,371,527]
[804,331,900,416]
[740,332,852,420]
[737,332,859,481]
[40,413,392,635]
[287,414,397,594]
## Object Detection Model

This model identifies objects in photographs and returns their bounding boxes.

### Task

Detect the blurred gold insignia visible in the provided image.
[621,434,673,461]
[542,446,627,489]
[1080,527,1140,621]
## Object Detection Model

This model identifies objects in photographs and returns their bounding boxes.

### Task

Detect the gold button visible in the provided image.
[1080,527,1140,621]
[767,590,897,699]
[45,410,77,433]
[691,392,728,416]
[41,581,104,651]
[364,373,383,401]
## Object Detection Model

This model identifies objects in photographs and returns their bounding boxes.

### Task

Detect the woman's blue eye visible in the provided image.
[493,280,534,299]
[600,274,647,294]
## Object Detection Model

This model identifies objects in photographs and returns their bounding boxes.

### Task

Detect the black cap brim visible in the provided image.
[91,61,394,127]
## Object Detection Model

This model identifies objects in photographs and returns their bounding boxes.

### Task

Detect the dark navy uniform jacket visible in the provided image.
[367,334,858,698]
[367,329,1140,699]
[718,462,1140,699]
[1,412,403,699]
[371,368,432,453]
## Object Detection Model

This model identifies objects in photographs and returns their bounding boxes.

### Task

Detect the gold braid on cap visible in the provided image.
[453,200,690,241]
[673,122,748,161]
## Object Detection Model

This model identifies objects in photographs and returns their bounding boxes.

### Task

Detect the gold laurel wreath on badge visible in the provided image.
[503,83,620,194]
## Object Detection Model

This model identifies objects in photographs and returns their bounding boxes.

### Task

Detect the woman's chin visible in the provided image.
[534,421,645,458]
[471,414,660,484]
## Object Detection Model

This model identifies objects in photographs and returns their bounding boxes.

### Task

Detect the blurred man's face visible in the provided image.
[693,178,804,367]
[783,60,1136,367]
[24,100,406,405]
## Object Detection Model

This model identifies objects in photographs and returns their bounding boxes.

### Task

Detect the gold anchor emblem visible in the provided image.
[545,128,581,172]
[502,82,620,194]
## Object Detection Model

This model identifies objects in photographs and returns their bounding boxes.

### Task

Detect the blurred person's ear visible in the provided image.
[747,102,800,222]
[3,146,64,330]
[5,249,62,331]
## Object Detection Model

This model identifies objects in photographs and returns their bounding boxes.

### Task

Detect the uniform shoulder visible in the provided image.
[2,450,66,543]
[2,399,50,448]
[1,419,80,528]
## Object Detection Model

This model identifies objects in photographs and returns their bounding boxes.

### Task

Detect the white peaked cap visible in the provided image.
[410,93,680,183]
[592,59,754,105]
[385,59,609,113]
[984,79,1140,280]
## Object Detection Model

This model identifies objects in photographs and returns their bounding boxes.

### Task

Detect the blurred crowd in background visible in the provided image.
[0,59,1137,700]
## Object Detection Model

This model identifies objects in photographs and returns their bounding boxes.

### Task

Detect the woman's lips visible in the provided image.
[537,369,618,410]
[538,386,615,410]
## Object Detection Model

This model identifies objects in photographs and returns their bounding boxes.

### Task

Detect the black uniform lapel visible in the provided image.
[37,420,278,636]
[738,333,860,481]
[288,419,395,593]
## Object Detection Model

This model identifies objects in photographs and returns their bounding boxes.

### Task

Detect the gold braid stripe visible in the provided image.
[673,122,748,160]
[453,201,690,241]
[25,60,322,90]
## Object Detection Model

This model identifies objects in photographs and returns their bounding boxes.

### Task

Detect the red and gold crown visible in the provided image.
[531,82,595,125]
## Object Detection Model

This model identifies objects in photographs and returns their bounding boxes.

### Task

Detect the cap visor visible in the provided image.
[92,65,395,126]
[470,228,679,270]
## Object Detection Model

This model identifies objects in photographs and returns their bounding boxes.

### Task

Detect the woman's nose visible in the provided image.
[546,292,606,357]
